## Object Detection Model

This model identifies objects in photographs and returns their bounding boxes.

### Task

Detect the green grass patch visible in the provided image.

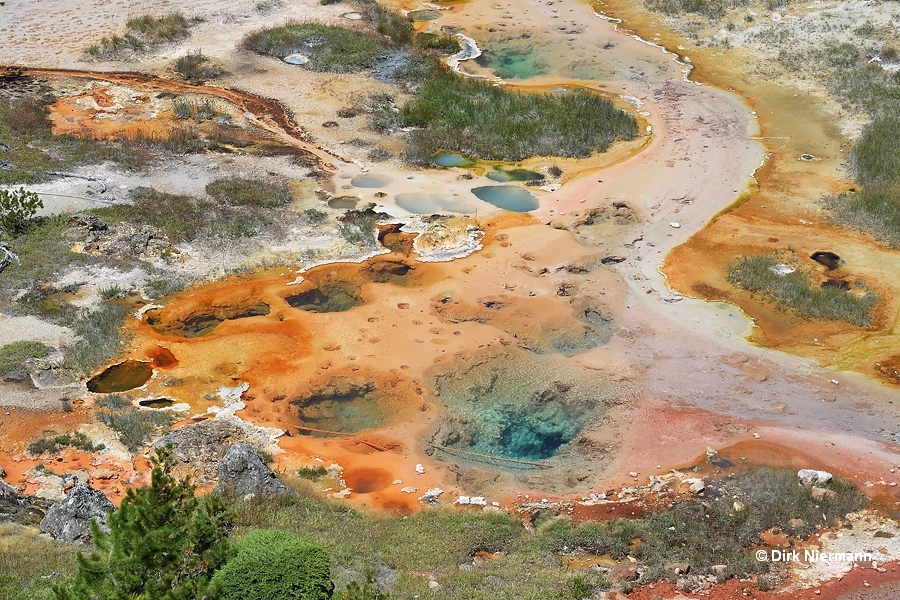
[726,251,878,326]
[400,69,639,162]
[243,22,392,72]
[0,525,77,600]
[297,465,329,480]
[414,32,461,54]
[851,116,900,186]
[0,99,140,186]
[0,215,92,316]
[645,0,751,19]
[823,183,900,248]
[206,177,292,208]
[86,12,201,58]
[0,340,49,373]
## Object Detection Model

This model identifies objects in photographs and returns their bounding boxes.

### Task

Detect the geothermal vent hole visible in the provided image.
[148,301,271,337]
[293,382,391,435]
[87,360,154,393]
[432,351,614,462]
[286,281,363,313]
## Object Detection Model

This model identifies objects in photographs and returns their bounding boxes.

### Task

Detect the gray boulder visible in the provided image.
[39,482,113,545]
[214,444,296,500]
[155,418,274,485]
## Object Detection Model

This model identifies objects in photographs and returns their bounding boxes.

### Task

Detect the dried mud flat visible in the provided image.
[0,0,899,595]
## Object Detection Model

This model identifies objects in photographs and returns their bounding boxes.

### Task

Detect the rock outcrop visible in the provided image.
[0,479,51,526]
[155,418,278,485]
[39,482,113,545]
[214,443,297,501]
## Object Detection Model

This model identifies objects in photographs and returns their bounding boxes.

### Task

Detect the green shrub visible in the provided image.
[243,22,391,72]
[0,188,43,233]
[726,251,878,326]
[214,529,334,600]
[338,209,378,249]
[54,447,231,600]
[0,340,49,372]
[96,407,176,451]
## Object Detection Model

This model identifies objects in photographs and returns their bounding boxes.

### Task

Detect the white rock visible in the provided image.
[669,222,681,228]
[415,464,425,474]
[798,469,833,487]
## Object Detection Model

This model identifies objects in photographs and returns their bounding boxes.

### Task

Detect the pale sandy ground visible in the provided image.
[1,0,899,589]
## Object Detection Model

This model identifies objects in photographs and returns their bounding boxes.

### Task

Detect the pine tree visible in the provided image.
[55,446,232,600]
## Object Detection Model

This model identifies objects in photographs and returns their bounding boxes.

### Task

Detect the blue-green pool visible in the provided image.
[471,185,539,212]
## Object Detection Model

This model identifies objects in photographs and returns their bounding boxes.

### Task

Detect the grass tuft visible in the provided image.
[86,12,201,58]
[726,251,878,326]
[400,65,639,162]
[243,22,392,72]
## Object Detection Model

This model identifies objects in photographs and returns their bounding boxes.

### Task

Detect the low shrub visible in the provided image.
[214,529,334,600]
[0,340,49,372]
[64,302,132,376]
[173,51,225,83]
[27,432,102,456]
[96,406,176,451]
[338,209,378,249]
[172,98,219,122]
[206,177,292,208]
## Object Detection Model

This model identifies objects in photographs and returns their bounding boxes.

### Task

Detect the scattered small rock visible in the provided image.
[684,478,705,494]
[608,561,639,582]
[811,487,837,502]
